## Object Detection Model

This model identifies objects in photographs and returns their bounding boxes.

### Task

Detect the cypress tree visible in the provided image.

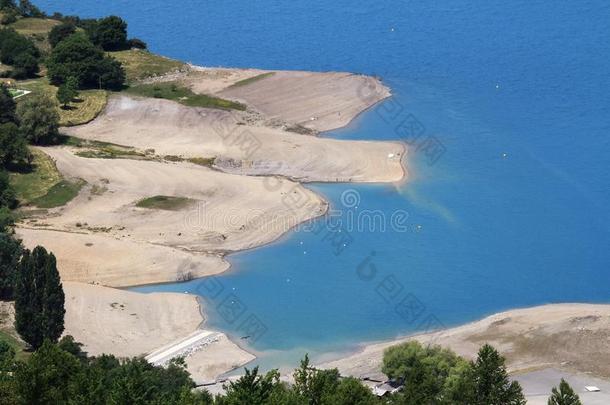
[548,379,582,405]
[472,344,526,405]
[0,233,22,300]
[14,246,65,349]
[42,251,65,342]
[14,249,43,348]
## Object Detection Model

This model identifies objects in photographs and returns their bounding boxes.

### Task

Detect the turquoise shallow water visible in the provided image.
[36,1,610,370]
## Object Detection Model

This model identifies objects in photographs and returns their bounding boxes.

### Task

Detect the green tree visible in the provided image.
[87,15,128,51]
[0,207,14,233]
[56,76,78,108]
[0,0,17,12]
[292,355,342,405]
[16,94,60,145]
[471,344,525,405]
[324,377,379,405]
[382,341,466,404]
[57,335,87,362]
[17,0,44,18]
[11,51,39,78]
[105,357,198,404]
[0,169,16,209]
[48,21,76,48]
[548,379,581,405]
[14,246,65,349]
[0,84,16,124]
[0,123,30,168]
[0,232,22,300]
[42,250,65,344]
[0,28,39,65]
[440,359,476,404]
[47,32,125,90]
[14,340,83,404]
[0,28,39,78]
[222,366,281,404]
[0,340,17,405]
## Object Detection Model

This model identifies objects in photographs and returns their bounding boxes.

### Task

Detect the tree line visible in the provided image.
[1,0,146,89]
[0,337,584,404]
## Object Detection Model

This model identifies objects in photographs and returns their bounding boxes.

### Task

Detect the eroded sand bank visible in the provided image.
[320,304,610,380]
[63,282,254,382]
[18,148,325,286]
[63,95,404,183]
[19,67,404,381]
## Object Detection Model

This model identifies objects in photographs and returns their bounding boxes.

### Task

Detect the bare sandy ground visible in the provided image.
[63,282,253,380]
[151,66,391,133]
[18,67,404,381]
[16,228,228,287]
[218,70,391,132]
[62,96,405,183]
[320,304,610,380]
[17,148,325,286]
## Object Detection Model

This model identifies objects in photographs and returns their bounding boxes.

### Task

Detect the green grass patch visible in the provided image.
[63,135,145,160]
[9,149,62,204]
[163,155,183,162]
[10,17,60,35]
[0,330,28,361]
[17,78,108,126]
[109,49,186,82]
[135,195,196,211]
[228,72,275,88]
[125,82,246,111]
[31,179,85,208]
[59,90,108,126]
[10,146,84,208]
[10,17,60,53]
[187,157,215,167]
[7,88,26,98]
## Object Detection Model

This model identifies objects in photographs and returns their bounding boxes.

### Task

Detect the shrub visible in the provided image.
[86,15,128,51]
[48,21,76,48]
[47,32,125,90]
[0,27,40,77]
[127,37,147,49]
[16,93,60,145]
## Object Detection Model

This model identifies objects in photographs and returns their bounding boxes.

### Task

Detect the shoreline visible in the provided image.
[33,64,403,381]
[127,79,403,375]
[318,302,610,381]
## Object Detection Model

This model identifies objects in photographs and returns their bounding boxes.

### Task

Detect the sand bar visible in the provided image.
[320,303,610,380]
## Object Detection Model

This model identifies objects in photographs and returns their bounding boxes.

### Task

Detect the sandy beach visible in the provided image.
[17,66,404,380]
[320,303,610,380]
[63,282,254,383]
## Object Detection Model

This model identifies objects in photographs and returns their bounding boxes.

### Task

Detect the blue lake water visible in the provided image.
[36,1,610,370]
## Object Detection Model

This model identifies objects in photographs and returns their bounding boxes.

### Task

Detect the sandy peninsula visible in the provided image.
[17,66,404,380]
[62,282,254,383]
[320,303,610,380]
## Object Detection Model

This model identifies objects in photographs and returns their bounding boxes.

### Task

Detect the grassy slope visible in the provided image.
[9,17,60,54]
[9,148,83,208]
[125,81,246,110]
[0,330,27,361]
[109,49,186,83]
[0,303,27,361]
[18,78,108,127]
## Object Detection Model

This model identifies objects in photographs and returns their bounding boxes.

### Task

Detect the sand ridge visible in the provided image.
[18,147,326,286]
[62,95,405,183]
